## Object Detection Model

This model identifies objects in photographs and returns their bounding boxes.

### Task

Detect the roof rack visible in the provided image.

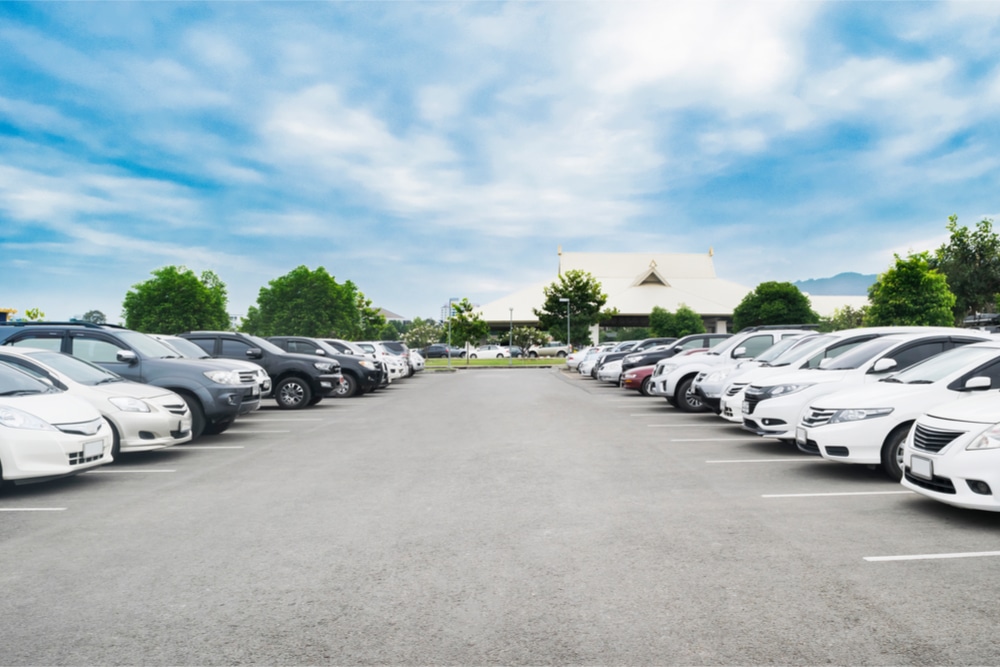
[741,324,820,332]
[0,320,129,330]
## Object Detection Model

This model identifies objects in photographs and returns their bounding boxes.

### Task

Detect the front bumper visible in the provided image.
[903,438,1000,512]
[1,421,113,483]
[114,393,194,452]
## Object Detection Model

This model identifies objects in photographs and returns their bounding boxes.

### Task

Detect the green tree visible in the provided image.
[377,323,399,341]
[648,306,675,337]
[80,309,107,324]
[732,282,819,331]
[355,291,387,340]
[240,266,362,337]
[819,304,868,332]
[511,325,546,351]
[446,298,489,348]
[23,307,45,321]
[865,252,956,326]
[931,215,1000,323]
[673,304,707,337]
[402,317,442,349]
[533,269,611,347]
[122,266,230,333]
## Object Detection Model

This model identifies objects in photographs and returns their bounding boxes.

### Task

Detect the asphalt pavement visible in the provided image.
[2,368,999,665]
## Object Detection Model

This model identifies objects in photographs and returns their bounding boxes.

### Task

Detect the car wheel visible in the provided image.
[275,377,312,410]
[496,354,503,359]
[307,395,323,406]
[181,393,206,440]
[640,377,652,396]
[675,376,707,413]
[880,425,909,481]
[106,419,122,459]
[203,417,234,435]
[470,354,478,359]
[529,351,538,358]
[333,374,358,398]
[557,351,567,358]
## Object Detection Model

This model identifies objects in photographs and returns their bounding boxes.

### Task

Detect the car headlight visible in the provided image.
[0,406,57,431]
[358,360,375,370]
[204,369,242,385]
[763,383,813,398]
[314,361,336,373]
[657,363,678,376]
[967,424,1000,450]
[704,369,727,383]
[828,407,893,424]
[108,396,152,413]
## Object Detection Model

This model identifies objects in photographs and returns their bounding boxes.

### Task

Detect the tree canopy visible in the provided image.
[122,266,230,333]
[650,304,707,337]
[240,266,374,338]
[732,282,818,331]
[533,269,611,347]
[931,215,1000,323]
[866,252,956,326]
[446,298,489,347]
[80,309,107,324]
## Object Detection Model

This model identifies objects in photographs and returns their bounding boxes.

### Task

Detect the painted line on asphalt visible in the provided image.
[239,418,323,422]
[706,458,809,463]
[671,438,757,442]
[85,469,177,474]
[865,550,1000,562]
[234,430,291,434]
[172,445,245,450]
[648,423,726,427]
[762,490,914,498]
[0,507,67,512]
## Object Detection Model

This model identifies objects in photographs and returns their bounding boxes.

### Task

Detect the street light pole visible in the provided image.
[508,307,513,367]
[559,297,571,350]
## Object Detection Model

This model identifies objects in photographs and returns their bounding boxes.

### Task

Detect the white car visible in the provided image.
[566,346,597,370]
[0,361,113,487]
[577,344,615,376]
[409,350,426,372]
[356,341,407,381]
[901,393,1000,511]
[596,358,624,384]
[0,347,193,458]
[799,341,1000,480]
[648,326,815,412]
[152,334,272,398]
[469,345,511,359]
[742,331,993,442]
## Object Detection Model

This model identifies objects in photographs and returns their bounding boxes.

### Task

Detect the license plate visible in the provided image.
[796,427,807,446]
[251,384,260,396]
[83,439,103,459]
[910,455,933,480]
[742,400,750,414]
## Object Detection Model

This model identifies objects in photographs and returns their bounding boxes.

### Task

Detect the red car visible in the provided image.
[622,365,657,396]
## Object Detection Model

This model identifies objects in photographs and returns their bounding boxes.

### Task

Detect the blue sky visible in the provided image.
[3,1,1000,323]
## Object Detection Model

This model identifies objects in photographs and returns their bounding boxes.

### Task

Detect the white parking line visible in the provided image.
[648,423,723,427]
[239,418,323,422]
[706,458,809,464]
[232,430,291,434]
[85,469,177,474]
[762,490,914,498]
[865,551,1000,562]
[171,445,245,450]
[0,507,67,512]
[671,438,755,442]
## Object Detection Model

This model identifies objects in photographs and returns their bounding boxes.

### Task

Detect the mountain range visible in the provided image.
[793,272,877,296]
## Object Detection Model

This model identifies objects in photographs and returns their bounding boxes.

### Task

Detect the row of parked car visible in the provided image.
[570,324,1000,513]
[0,321,423,489]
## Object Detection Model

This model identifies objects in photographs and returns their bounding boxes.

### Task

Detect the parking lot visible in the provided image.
[2,368,1000,665]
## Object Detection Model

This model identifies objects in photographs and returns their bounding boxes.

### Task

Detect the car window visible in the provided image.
[679,338,708,350]
[8,334,63,352]
[72,336,124,363]
[822,338,899,370]
[221,339,253,356]
[733,335,775,359]
[803,339,868,369]
[881,341,946,372]
[966,358,1000,388]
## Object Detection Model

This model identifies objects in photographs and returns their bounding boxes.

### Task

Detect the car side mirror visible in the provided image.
[246,347,263,360]
[314,349,326,355]
[117,349,138,364]
[871,358,897,373]
[964,376,992,391]
[731,346,748,358]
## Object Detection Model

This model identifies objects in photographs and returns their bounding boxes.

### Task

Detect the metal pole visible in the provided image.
[509,307,513,367]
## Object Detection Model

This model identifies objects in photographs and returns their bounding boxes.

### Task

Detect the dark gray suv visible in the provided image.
[0,322,259,439]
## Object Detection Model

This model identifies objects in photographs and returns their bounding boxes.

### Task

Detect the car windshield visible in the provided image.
[29,350,123,385]
[117,330,180,358]
[765,335,833,366]
[160,336,212,359]
[820,337,900,371]
[0,361,58,395]
[884,345,1000,384]
[754,335,817,365]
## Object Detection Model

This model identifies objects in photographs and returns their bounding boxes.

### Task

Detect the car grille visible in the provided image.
[725,382,748,397]
[799,440,820,455]
[164,402,188,416]
[743,391,763,414]
[68,450,103,466]
[801,407,835,428]
[911,424,965,453]
[238,370,257,384]
[56,418,103,436]
[904,470,956,494]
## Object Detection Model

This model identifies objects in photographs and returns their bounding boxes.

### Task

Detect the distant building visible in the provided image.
[379,308,406,323]
[476,248,868,337]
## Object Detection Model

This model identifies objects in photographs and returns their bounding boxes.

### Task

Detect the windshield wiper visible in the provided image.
[907,380,934,385]
[880,377,903,383]
[95,377,123,384]
[0,389,42,396]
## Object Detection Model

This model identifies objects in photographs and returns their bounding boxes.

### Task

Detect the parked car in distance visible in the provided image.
[180,331,342,410]
[501,345,523,358]
[422,344,467,359]
[528,342,571,358]
[268,336,382,398]
[0,361,112,488]
[622,365,657,396]
[621,334,731,373]
[0,347,192,458]
[469,345,510,359]
[0,322,258,439]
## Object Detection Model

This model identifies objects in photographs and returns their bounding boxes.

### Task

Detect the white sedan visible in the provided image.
[0,361,113,487]
[469,345,511,359]
[0,347,193,458]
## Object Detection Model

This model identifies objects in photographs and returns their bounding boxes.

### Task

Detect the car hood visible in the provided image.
[752,369,851,389]
[0,392,102,426]
[808,382,947,411]
[921,392,1000,424]
[80,379,179,402]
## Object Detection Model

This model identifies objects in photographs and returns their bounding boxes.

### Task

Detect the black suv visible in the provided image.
[620,333,732,372]
[0,322,259,439]
[268,336,382,398]
[180,332,342,409]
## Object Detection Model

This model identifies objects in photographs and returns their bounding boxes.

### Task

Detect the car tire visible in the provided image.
[496,354,503,359]
[557,351,567,358]
[880,424,909,481]
[275,377,312,410]
[529,351,538,358]
[470,354,478,359]
[107,418,121,459]
[675,376,707,413]
[333,374,358,398]
[307,395,323,406]
[640,377,652,396]
[181,393,206,440]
